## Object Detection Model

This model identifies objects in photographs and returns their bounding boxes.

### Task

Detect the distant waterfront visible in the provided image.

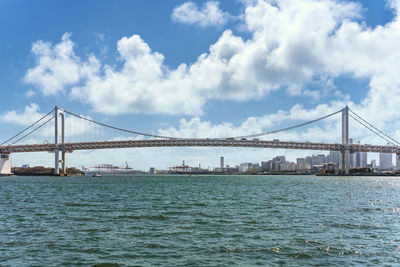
[1,175,400,266]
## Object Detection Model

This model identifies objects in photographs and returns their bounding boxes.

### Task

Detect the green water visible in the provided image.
[1,175,400,266]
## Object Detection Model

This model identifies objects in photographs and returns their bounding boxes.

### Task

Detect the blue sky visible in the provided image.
[1,0,400,169]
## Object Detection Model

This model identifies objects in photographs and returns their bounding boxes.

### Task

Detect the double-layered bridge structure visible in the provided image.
[1,106,399,175]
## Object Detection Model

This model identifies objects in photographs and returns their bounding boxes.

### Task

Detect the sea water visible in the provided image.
[1,175,400,266]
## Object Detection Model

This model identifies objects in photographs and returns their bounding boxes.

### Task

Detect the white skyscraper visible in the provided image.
[360,152,367,168]
[354,141,368,168]
[379,153,393,170]
[328,151,341,165]
[397,154,400,171]
[348,139,357,168]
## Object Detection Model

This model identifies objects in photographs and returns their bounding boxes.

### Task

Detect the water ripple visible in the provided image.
[1,175,400,266]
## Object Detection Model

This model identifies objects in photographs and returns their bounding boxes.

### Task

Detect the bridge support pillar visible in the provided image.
[342,106,349,174]
[54,106,66,175]
[61,151,66,175]
[396,153,400,171]
[0,153,12,175]
[342,150,349,174]
[54,106,59,175]
[54,149,59,175]
[60,110,66,175]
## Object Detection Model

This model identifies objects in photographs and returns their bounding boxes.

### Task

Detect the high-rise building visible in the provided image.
[220,157,224,171]
[239,163,252,173]
[354,141,367,168]
[379,153,393,170]
[273,156,286,163]
[328,151,341,165]
[357,152,367,168]
[348,139,357,168]
[306,154,327,167]
[297,158,306,164]
[397,154,400,171]
[261,161,271,171]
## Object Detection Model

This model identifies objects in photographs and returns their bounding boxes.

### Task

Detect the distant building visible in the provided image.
[280,162,296,171]
[296,158,310,171]
[239,163,258,173]
[239,163,252,173]
[371,159,376,169]
[354,141,367,168]
[252,163,260,170]
[306,154,327,168]
[297,162,311,171]
[348,139,356,168]
[220,157,224,171]
[322,163,340,173]
[149,167,155,174]
[297,158,306,164]
[273,156,286,163]
[380,153,393,170]
[397,154,400,171]
[356,151,368,168]
[327,151,341,166]
[261,161,271,171]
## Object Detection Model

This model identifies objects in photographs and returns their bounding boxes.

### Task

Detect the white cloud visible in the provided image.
[0,103,44,126]
[171,1,230,27]
[23,33,100,96]
[25,90,35,98]
[21,0,400,146]
[157,102,346,141]
[21,1,363,116]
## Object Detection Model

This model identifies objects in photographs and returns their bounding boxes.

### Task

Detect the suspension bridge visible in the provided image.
[0,106,399,175]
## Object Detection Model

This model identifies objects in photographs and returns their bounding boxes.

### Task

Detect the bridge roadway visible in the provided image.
[1,139,400,154]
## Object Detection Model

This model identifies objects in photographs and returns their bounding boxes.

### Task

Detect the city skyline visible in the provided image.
[142,149,398,173]
[1,0,400,169]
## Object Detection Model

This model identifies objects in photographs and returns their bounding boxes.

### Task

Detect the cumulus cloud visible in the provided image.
[22,0,400,141]
[20,1,360,116]
[171,1,230,27]
[23,33,100,96]
[0,103,45,126]
[158,102,346,141]
[25,90,35,98]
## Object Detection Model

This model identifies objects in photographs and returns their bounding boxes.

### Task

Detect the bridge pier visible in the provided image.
[396,153,400,171]
[341,150,349,174]
[342,106,350,174]
[54,106,59,175]
[60,109,66,175]
[0,153,12,175]
[62,151,66,174]
[54,149,59,175]
[54,106,66,175]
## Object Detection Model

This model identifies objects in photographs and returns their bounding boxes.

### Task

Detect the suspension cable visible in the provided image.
[0,108,55,146]
[348,113,396,145]
[229,108,343,139]
[9,116,55,145]
[63,109,177,140]
[348,109,400,146]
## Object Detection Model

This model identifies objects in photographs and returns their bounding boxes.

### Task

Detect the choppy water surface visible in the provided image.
[1,175,400,266]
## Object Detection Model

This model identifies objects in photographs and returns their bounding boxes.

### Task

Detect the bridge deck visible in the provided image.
[1,139,399,154]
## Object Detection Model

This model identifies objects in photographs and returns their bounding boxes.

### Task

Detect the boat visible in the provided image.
[92,173,102,177]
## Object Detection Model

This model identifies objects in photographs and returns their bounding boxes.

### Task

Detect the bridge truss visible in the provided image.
[1,106,399,175]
